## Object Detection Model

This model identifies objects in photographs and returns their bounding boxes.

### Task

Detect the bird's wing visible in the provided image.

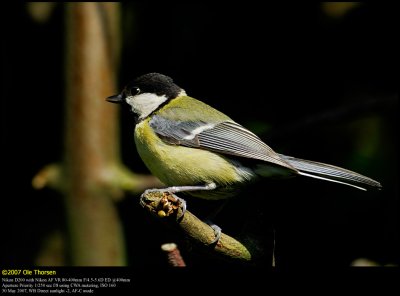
[149,115,295,170]
[278,154,382,190]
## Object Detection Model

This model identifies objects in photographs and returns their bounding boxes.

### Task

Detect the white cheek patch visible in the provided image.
[126,93,168,120]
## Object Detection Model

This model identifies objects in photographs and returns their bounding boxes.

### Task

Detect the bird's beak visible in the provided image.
[106,93,123,104]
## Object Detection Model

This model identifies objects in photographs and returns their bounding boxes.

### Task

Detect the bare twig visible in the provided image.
[141,191,256,264]
[161,243,186,267]
[32,162,162,199]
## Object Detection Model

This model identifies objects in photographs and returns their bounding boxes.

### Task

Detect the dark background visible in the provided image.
[1,3,398,267]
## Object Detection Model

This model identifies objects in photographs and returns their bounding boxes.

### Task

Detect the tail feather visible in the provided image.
[278,154,382,191]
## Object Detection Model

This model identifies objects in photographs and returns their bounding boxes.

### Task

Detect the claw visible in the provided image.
[139,192,148,208]
[173,194,186,220]
[208,223,222,245]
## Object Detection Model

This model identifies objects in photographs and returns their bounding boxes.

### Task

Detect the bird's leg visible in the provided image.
[160,182,217,193]
[141,182,216,195]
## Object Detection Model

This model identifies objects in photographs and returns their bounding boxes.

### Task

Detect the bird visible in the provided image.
[106,72,381,201]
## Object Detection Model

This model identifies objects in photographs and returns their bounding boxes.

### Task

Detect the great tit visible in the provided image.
[106,73,381,200]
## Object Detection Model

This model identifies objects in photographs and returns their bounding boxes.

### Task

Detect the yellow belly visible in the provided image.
[134,119,253,199]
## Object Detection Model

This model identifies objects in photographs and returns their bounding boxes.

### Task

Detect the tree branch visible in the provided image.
[140,191,263,265]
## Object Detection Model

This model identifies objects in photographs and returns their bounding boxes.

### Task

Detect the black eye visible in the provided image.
[130,87,140,96]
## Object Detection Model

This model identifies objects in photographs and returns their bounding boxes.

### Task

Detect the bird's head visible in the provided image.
[106,73,185,121]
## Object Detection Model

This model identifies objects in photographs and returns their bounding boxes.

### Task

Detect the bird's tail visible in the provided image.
[278,154,382,191]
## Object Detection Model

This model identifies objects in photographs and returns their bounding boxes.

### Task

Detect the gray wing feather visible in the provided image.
[150,116,295,170]
[278,154,382,189]
[149,115,381,190]
[149,116,204,146]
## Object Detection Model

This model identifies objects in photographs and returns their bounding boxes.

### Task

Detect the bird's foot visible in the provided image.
[205,220,222,245]
[140,189,186,219]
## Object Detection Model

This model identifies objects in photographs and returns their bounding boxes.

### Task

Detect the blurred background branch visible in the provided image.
[63,2,125,266]
[31,2,160,266]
